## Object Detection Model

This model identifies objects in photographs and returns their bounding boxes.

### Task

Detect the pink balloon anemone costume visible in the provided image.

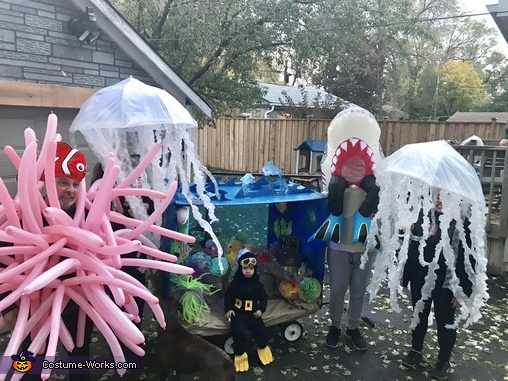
[0,113,196,380]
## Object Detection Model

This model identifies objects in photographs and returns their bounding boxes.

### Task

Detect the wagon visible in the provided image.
[161,174,329,353]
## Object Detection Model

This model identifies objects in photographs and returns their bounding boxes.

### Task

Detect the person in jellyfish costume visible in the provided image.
[69,77,222,262]
[363,140,490,377]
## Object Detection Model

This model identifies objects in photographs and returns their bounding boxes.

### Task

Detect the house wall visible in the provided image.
[0,0,156,88]
[0,0,158,196]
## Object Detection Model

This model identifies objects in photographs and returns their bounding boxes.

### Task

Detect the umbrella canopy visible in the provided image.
[69,76,197,132]
[375,139,484,205]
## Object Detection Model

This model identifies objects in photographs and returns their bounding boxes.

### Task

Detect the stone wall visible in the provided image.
[0,0,157,88]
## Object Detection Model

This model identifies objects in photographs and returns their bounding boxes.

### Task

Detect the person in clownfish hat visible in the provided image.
[224,249,274,372]
[0,141,93,381]
[51,141,87,211]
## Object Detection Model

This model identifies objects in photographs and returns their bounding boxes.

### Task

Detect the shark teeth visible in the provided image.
[340,141,348,151]
[360,141,367,151]
[349,138,359,147]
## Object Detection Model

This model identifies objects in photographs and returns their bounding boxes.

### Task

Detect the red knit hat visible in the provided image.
[54,142,87,181]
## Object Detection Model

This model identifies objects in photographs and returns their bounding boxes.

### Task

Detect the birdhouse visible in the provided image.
[293,140,326,175]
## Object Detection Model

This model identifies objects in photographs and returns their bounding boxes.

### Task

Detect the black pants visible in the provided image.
[410,279,456,363]
[230,314,269,356]
[21,302,94,381]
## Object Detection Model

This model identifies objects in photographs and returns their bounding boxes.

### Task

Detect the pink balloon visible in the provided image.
[3,294,31,358]
[36,113,58,180]
[59,316,75,352]
[43,207,78,227]
[109,212,195,243]
[65,287,127,376]
[42,285,67,380]
[27,319,51,367]
[121,181,177,241]
[24,127,37,146]
[5,225,49,249]
[0,237,65,285]
[43,140,59,208]
[123,312,141,324]
[115,334,145,357]
[84,157,119,233]
[0,232,27,245]
[76,306,87,348]
[83,284,144,344]
[0,177,20,228]
[95,240,141,256]
[114,234,178,262]
[62,275,158,304]
[3,145,21,171]
[73,180,87,227]
[0,245,40,256]
[42,225,104,249]
[147,301,166,329]
[88,187,166,200]
[22,290,56,339]
[23,258,79,295]
[112,258,194,275]
[0,254,17,267]
[57,248,125,306]
[123,295,140,319]
[115,142,162,189]
[18,141,43,234]
[98,214,122,269]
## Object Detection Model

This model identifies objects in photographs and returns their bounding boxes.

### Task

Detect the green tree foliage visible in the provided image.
[111,0,314,116]
[112,0,508,119]
[438,60,485,115]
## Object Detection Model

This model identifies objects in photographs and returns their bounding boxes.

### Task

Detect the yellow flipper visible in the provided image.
[234,353,249,372]
[257,346,273,365]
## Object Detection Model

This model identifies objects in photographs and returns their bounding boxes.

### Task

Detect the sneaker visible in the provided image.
[325,326,341,348]
[401,350,422,368]
[345,327,367,351]
[430,361,450,380]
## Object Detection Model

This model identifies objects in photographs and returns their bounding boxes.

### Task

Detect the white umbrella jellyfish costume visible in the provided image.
[365,140,489,328]
[69,77,222,256]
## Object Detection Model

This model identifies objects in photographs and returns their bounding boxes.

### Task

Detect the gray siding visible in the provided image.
[0,0,157,88]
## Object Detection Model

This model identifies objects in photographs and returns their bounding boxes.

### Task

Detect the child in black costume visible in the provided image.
[401,191,474,380]
[224,250,273,372]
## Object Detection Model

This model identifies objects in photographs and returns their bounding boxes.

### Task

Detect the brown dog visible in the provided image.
[156,297,237,381]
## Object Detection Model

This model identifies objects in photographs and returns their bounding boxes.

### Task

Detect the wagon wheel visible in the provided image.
[223,336,235,355]
[281,321,304,342]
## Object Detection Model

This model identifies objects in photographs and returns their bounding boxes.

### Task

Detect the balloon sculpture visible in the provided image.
[0,113,195,380]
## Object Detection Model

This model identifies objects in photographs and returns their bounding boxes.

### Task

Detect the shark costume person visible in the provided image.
[309,106,384,350]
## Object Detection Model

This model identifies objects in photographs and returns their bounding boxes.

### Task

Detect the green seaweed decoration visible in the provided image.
[171,274,217,324]
[274,218,292,238]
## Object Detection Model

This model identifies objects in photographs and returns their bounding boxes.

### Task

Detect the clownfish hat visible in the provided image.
[54,142,87,182]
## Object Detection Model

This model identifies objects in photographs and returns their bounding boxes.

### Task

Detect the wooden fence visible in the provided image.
[196,117,506,174]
